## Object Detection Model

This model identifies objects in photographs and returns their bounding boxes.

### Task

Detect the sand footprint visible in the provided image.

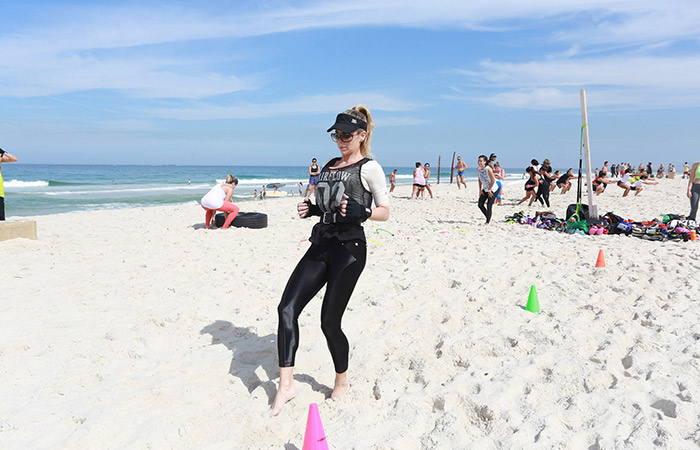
[650,399,677,418]
[677,382,692,402]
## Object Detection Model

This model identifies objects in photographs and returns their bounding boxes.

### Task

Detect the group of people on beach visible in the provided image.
[5,103,700,423]
[595,161,681,180]
[191,111,700,419]
[590,165,659,197]
[513,158,671,209]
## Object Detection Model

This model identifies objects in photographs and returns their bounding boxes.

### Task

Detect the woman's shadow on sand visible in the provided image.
[200,320,332,406]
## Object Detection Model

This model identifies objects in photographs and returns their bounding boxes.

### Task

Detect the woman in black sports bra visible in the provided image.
[517,166,539,206]
[270,105,390,416]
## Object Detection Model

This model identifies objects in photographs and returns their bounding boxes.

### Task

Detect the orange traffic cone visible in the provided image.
[595,250,606,268]
[302,403,329,450]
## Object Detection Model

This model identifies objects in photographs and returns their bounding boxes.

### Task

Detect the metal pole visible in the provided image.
[437,155,441,184]
[450,152,456,184]
[580,89,598,219]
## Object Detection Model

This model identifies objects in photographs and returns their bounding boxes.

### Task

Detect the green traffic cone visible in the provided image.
[525,285,540,313]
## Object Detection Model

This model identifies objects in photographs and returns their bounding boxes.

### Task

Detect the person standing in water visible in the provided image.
[270,105,390,416]
[0,148,18,221]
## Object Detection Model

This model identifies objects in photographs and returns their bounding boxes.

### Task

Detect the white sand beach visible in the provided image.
[1,177,699,449]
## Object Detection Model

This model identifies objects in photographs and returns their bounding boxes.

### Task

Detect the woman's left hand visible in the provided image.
[339,194,348,216]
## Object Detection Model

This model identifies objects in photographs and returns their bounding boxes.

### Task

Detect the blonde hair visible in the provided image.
[343,105,374,158]
[225,174,238,185]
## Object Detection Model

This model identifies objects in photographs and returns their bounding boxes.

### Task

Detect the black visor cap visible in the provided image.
[327,113,367,133]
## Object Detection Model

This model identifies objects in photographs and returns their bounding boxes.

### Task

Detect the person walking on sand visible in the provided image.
[477,155,498,224]
[412,162,426,199]
[423,162,434,199]
[200,174,239,228]
[0,148,18,221]
[270,105,390,417]
[389,169,397,193]
[454,156,467,189]
[305,158,320,197]
[687,162,700,221]
[683,162,690,179]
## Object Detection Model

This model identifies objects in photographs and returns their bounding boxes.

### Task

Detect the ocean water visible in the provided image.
[2,164,526,217]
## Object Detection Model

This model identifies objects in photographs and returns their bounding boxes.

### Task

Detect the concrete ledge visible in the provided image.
[0,221,37,242]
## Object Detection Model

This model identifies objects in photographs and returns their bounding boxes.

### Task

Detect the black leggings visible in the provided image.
[0,196,4,221]
[689,183,700,221]
[478,190,496,223]
[277,239,366,373]
[536,185,550,207]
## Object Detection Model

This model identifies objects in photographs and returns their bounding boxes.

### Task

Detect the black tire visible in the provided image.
[215,212,268,229]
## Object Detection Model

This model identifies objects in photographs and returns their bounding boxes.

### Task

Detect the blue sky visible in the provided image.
[1,0,699,169]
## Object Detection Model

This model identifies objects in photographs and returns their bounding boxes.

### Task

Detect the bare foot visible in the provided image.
[269,384,297,417]
[331,373,350,399]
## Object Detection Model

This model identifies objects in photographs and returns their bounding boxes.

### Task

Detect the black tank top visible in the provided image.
[310,157,374,244]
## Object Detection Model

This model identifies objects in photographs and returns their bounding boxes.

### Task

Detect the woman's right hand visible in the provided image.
[297,199,310,218]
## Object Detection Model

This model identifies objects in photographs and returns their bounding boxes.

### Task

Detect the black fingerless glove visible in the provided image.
[333,197,372,223]
[303,199,322,218]
[0,148,5,157]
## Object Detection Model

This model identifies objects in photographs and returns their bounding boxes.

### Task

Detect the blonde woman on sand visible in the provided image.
[270,105,390,416]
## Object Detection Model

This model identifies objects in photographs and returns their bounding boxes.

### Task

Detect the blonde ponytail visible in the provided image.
[344,105,374,157]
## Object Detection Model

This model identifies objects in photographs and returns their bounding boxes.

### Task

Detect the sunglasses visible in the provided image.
[330,131,360,143]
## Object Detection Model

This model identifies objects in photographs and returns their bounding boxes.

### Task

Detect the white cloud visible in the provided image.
[6,1,697,51]
[459,55,700,109]
[1,0,699,107]
[144,92,417,120]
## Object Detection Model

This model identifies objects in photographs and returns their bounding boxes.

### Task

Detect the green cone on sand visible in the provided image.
[525,285,540,313]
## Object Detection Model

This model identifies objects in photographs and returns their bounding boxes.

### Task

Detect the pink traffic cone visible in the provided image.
[595,249,606,268]
[302,403,329,450]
